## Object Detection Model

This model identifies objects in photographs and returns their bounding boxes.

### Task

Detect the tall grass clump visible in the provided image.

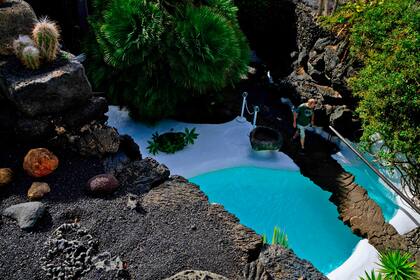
[262,226,289,248]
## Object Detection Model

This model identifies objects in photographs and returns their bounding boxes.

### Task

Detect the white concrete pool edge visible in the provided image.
[107,106,419,280]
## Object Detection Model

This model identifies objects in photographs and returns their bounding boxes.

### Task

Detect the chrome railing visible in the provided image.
[329,126,420,216]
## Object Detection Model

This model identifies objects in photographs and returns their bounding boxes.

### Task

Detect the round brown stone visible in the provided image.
[0,168,13,187]
[87,174,119,195]
[23,148,59,177]
[27,182,50,200]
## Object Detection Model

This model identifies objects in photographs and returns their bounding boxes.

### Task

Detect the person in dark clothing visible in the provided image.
[293,99,316,150]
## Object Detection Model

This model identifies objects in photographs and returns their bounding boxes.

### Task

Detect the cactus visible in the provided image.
[21,46,41,70]
[32,17,60,62]
[13,35,35,60]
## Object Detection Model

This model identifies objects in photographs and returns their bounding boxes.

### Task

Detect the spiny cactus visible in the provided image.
[13,35,35,60]
[21,46,41,70]
[32,17,60,62]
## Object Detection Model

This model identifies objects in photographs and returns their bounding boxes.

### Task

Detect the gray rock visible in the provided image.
[297,48,308,68]
[164,270,229,280]
[115,157,170,194]
[42,223,97,279]
[313,37,333,52]
[308,53,325,72]
[0,57,92,117]
[15,118,54,141]
[0,0,37,55]
[244,245,327,280]
[336,40,348,58]
[87,174,119,195]
[295,3,329,52]
[324,46,340,73]
[2,201,46,230]
[63,96,108,128]
[119,134,141,160]
[75,123,120,157]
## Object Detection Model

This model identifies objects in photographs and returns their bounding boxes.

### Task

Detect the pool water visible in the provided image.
[190,166,395,274]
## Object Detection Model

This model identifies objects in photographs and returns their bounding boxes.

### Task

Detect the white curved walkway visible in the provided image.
[107,106,418,280]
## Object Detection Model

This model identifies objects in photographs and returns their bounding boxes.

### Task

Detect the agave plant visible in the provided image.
[378,251,419,280]
[360,270,383,280]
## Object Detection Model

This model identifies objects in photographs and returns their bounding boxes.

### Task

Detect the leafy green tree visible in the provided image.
[322,0,420,197]
[85,0,250,121]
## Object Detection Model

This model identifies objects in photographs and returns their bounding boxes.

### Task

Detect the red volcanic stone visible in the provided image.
[23,148,59,177]
[87,174,119,194]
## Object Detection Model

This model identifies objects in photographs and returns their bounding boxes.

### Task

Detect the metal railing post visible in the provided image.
[240,92,248,119]
[253,106,259,128]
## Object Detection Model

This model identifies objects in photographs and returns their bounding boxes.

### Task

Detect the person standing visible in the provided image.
[293,99,316,151]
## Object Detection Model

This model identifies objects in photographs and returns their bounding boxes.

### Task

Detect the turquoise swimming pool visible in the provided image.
[190,166,397,274]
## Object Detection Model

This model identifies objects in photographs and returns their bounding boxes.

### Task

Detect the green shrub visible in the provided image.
[170,6,248,92]
[146,128,199,155]
[321,0,420,197]
[86,0,249,121]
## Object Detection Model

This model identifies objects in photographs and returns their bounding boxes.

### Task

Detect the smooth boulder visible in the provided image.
[23,148,59,177]
[0,0,37,55]
[2,201,46,230]
[0,167,13,187]
[27,182,50,200]
[87,174,119,195]
[0,58,92,117]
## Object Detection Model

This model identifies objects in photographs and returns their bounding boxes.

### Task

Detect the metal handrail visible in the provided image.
[329,126,420,216]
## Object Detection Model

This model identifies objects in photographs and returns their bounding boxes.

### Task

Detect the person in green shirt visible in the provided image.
[293,99,316,150]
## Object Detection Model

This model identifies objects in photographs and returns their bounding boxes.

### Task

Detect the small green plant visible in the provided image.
[147,128,199,155]
[184,128,199,145]
[32,17,60,62]
[21,46,41,70]
[360,270,383,280]
[262,233,267,245]
[272,226,288,248]
[261,226,289,248]
[378,251,419,280]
